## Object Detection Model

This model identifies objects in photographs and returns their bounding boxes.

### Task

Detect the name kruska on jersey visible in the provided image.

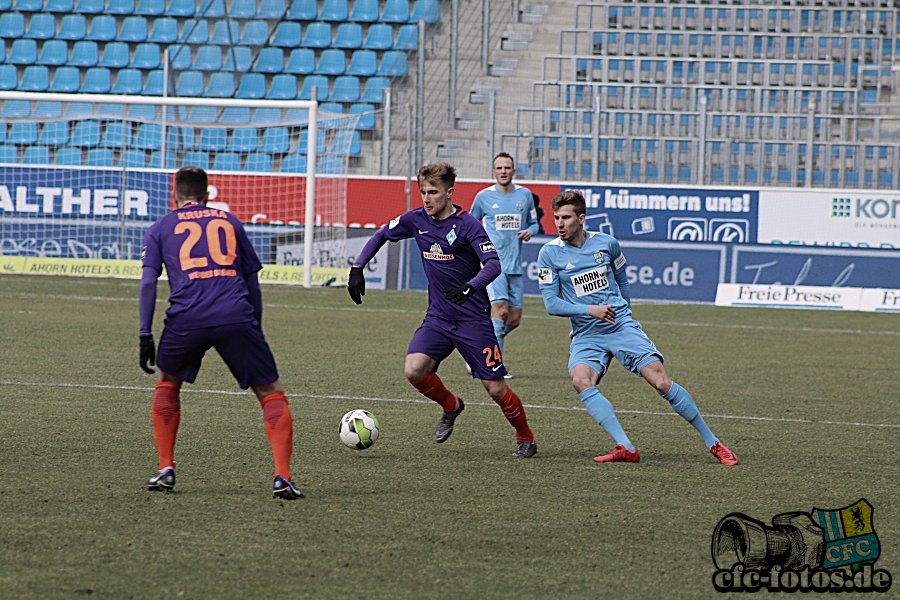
[177,208,228,220]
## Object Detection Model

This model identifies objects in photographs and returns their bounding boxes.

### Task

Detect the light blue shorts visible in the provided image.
[487,273,524,308]
[567,319,663,380]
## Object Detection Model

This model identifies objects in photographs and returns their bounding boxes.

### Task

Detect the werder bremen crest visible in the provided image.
[812,499,880,571]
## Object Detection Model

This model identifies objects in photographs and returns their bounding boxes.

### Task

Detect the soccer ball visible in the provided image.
[339,409,380,450]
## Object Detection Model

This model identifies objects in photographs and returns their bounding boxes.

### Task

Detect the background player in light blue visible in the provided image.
[537,190,739,466]
[470,152,539,377]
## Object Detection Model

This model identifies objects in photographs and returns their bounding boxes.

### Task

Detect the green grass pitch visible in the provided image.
[1,274,898,599]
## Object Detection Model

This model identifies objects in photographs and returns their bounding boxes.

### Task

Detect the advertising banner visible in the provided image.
[716,283,900,313]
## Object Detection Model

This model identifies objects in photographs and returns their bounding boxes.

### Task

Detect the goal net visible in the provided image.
[0,91,359,286]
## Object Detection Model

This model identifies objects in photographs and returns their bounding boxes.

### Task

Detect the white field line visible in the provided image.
[2,380,899,430]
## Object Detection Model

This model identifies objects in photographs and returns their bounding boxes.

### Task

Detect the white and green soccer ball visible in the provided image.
[339,409,380,450]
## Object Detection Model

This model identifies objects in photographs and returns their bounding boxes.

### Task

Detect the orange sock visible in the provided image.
[151,381,181,470]
[408,372,459,412]
[495,387,534,442]
[260,391,293,480]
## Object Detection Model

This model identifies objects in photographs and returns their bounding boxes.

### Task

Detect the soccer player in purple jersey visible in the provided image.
[138,166,303,499]
[347,163,538,458]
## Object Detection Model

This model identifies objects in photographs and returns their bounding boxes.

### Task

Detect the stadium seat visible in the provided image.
[271,21,300,48]
[97,102,125,119]
[410,0,439,24]
[8,123,38,146]
[329,75,359,101]
[228,128,258,152]
[55,147,83,165]
[23,147,51,165]
[111,68,144,94]
[298,75,328,100]
[14,0,43,11]
[64,101,94,118]
[175,71,204,96]
[197,129,226,151]
[363,24,393,50]
[86,148,114,166]
[68,41,99,66]
[193,45,222,70]
[46,0,75,11]
[346,50,376,76]
[197,0,224,18]
[220,106,250,124]
[18,66,50,91]
[135,0,164,16]
[377,51,408,77]
[253,47,284,73]
[349,102,376,129]
[317,155,343,174]
[394,24,417,50]
[360,77,389,102]
[349,0,378,22]
[0,14,25,39]
[258,0,286,19]
[119,16,149,42]
[240,21,269,46]
[281,153,307,172]
[133,122,161,149]
[318,102,344,128]
[1,100,33,118]
[333,23,362,49]
[47,67,81,94]
[267,73,298,99]
[245,152,273,172]
[165,0,195,17]
[301,22,332,49]
[0,145,18,163]
[74,0,104,12]
[315,49,346,75]
[102,121,132,148]
[319,0,348,21]
[331,129,360,156]
[127,103,158,120]
[206,71,235,97]
[381,0,410,23]
[99,43,131,68]
[57,15,87,40]
[25,14,57,40]
[142,69,164,94]
[223,46,252,71]
[86,16,117,42]
[209,20,239,45]
[130,43,160,69]
[186,106,218,123]
[70,120,101,146]
[181,19,209,44]
[284,48,315,74]
[37,40,69,66]
[32,100,63,118]
[228,0,255,18]
[8,39,38,64]
[213,152,241,170]
[150,150,177,168]
[148,18,178,43]
[106,0,136,16]
[287,0,317,20]
[259,127,289,153]
[252,107,282,125]
[297,128,326,154]
[168,45,193,70]
[0,66,15,91]
[235,73,266,98]
[284,107,308,124]
[120,149,146,167]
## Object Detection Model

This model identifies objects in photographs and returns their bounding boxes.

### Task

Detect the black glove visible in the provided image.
[444,284,475,305]
[348,266,366,304]
[139,335,156,374]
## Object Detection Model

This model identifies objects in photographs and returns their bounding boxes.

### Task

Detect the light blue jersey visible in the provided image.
[470,184,538,275]
[537,231,633,338]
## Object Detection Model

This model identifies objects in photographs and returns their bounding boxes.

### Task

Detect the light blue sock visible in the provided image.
[492,318,507,354]
[663,382,718,449]
[578,387,634,450]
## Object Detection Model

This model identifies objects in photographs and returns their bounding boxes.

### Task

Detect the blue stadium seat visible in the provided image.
[315,49,346,75]
[32,100,63,118]
[285,48,315,74]
[284,107,308,124]
[228,0,255,18]
[193,45,222,70]
[281,154,307,172]
[136,0,164,15]
[297,128,326,154]
[394,24,417,50]
[349,0,378,22]
[86,16,117,41]
[245,152,273,171]
[131,43,160,68]
[258,0,286,19]
[64,101,94,118]
[150,150,177,168]
[410,0,439,24]
[298,74,328,100]
[1,100,33,118]
[148,17,178,43]
[213,152,241,171]
[97,102,125,119]
[240,21,269,46]
[346,49,376,76]
[165,0,195,17]
[23,147,51,165]
[112,68,143,93]
[168,44,193,70]
[329,75,359,101]
[349,102,376,129]
[333,23,362,49]
[320,0,348,21]
[57,14,87,40]
[259,127,289,152]
[70,120,101,146]
[0,66,16,91]
[99,43,130,68]
[127,103,158,120]
[47,67,81,94]
[271,21,300,48]
[106,0,136,16]
[331,129,360,156]
[18,66,50,91]
[209,20,239,44]
[142,69,164,94]
[8,123,38,145]
[377,51,407,77]
[8,39,38,64]
[86,148,114,166]
[0,123,8,144]
[235,72,266,98]
[197,0,224,18]
[197,128,227,150]
[134,122,161,148]
[223,46,252,71]
[55,147,83,165]
[46,0,75,12]
[360,76,389,102]
[181,19,209,44]
[317,155,343,174]
[37,40,69,66]
[252,108,282,125]
[68,40,99,66]
[25,14,57,40]
[175,71,204,96]
[381,0,410,23]
[0,145,17,164]
[318,102,344,128]
[120,149,146,167]
[253,47,284,73]
[0,14,25,39]
[362,24,393,50]
[206,71,234,97]
[301,22,332,48]
[181,106,214,124]
[287,0,317,20]
[221,106,250,124]
[14,0,43,11]
[228,128,258,152]
[102,121,132,148]
[119,16,149,42]
[267,73,298,99]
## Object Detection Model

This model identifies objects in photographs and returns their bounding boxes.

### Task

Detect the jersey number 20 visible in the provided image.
[174,219,237,272]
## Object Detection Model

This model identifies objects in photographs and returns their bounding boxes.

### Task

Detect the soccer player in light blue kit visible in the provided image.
[537,191,739,465]
[470,152,540,378]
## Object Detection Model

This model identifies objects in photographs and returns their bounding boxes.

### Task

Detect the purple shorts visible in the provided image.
[157,321,279,389]
[408,316,508,380]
